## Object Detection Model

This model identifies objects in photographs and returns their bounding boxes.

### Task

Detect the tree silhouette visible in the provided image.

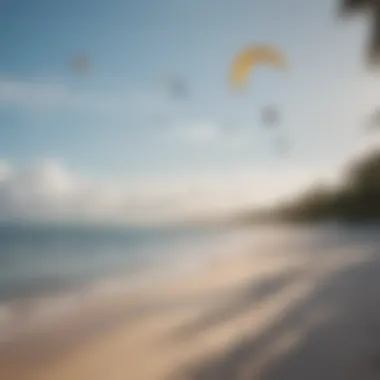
[340,0,380,64]
[273,150,380,222]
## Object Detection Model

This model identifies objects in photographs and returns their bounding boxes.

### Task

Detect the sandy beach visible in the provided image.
[1,226,380,380]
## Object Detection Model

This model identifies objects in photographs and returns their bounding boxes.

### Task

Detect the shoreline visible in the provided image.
[1,226,380,380]
[0,227,250,348]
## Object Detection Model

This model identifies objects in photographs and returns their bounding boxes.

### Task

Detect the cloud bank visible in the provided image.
[0,158,331,225]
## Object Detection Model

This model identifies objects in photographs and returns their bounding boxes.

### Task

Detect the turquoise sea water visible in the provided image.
[0,224,226,303]
[1,222,380,343]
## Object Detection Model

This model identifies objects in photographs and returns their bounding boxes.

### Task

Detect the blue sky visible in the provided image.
[0,0,379,223]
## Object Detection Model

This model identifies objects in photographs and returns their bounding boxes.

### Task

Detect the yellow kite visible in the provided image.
[230,45,286,90]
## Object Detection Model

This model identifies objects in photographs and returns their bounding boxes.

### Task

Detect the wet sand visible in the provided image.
[1,227,380,380]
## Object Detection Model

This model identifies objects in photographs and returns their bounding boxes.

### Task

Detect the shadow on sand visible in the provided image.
[171,241,380,380]
[170,268,303,342]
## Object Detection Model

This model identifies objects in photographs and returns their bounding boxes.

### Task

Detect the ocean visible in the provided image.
[1,222,379,345]
[0,224,230,301]
[0,223,239,341]
[2,222,379,301]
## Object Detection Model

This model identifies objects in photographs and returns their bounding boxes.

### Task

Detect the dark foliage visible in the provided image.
[277,150,380,222]
[340,0,380,64]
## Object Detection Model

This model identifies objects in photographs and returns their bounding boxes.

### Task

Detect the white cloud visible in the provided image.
[174,122,221,143]
[169,121,255,149]
[0,158,338,225]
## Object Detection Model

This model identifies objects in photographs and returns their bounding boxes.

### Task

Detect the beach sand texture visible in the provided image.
[1,228,380,380]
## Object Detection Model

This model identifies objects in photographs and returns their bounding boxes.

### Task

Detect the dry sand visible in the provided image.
[1,227,380,380]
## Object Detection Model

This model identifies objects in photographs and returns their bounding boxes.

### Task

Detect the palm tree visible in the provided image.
[340,0,380,64]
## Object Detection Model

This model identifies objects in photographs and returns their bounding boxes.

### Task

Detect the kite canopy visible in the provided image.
[230,45,286,90]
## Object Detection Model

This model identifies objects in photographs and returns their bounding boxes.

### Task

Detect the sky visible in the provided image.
[0,0,380,224]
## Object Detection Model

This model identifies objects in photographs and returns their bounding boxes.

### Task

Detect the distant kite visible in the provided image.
[262,106,280,128]
[70,53,91,74]
[167,76,188,100]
